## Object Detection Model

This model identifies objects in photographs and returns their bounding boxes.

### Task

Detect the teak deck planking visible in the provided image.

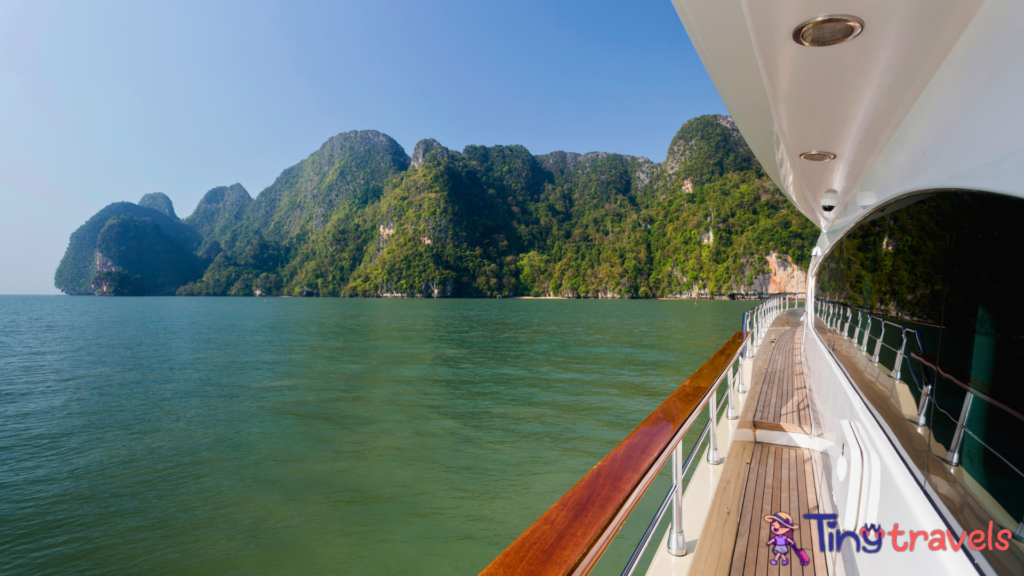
[686,441,757,576]
[753,327,812,434]
[729,444,828,576]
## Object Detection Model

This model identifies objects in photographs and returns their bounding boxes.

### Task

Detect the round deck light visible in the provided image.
[800,151,837,162]
[793,16,864,47]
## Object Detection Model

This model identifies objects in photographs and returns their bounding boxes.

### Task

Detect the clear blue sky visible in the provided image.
[0,0,726,294]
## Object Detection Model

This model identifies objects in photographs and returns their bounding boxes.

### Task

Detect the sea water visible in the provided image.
[0,296,753,575]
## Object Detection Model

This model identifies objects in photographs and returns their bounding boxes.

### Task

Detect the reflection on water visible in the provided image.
[0,296,751,575]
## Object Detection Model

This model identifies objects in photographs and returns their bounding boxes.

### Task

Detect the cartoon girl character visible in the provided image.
[764,512,799,565]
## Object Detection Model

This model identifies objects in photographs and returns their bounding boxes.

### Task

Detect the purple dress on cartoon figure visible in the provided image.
[772,534,794,555]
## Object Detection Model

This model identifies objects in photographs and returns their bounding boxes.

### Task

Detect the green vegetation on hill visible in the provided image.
[95,215,207,295]
[185,183,253,260]
[138,192,178,219]
[56,115,820,298]
[228,130,410,251]
[55,201,202,294]
[176,234,286,296]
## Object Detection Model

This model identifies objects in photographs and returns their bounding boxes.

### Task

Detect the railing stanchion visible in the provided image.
[943,392,974,467]
[913,383,932,427]
[667,443,687,556]
[756,306,762,346]
[744,312,753,359]
[737,357,747,394]
[853,311,862,345]
[891,330,907,381]
[706,389,722,465]
[726,363,738,420]
[864,315,872,352]
[871,322,886,363]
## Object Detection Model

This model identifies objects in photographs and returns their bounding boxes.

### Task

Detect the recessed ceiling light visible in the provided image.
[793,16,864,47]
[800,151,837,162]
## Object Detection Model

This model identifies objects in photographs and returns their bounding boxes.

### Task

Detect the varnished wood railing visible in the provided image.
[480,330,748,576]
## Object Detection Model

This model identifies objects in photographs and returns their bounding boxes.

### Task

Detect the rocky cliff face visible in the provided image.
[765,252,807,293]
[95,250,120,272]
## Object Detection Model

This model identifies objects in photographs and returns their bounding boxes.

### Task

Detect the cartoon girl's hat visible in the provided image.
[764,512,798,528]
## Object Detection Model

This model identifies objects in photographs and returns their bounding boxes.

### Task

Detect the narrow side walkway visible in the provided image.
[752,326,812,435]
[684,311,829,576]
[729,444,827,576]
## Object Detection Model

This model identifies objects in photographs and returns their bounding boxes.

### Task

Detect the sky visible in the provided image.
[0,0,726,294]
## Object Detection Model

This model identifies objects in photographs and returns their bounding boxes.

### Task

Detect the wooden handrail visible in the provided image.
[480,330,748,576]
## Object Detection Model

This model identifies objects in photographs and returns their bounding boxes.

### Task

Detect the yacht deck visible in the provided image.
[685,312,830,576]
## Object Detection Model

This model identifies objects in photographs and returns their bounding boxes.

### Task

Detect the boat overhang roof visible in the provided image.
[672,0,1024,242]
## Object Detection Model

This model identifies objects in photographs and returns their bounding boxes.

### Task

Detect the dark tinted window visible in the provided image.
[818,191,1024,518]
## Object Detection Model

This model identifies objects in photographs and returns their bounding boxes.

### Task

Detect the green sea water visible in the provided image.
[0,297,754,575]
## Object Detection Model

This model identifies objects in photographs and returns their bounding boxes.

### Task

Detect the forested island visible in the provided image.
[55,115,817,298]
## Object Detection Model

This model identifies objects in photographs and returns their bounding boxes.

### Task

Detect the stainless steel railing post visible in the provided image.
[756,307,763,350]
[744,312,753,359]
[943,392,974,467]
[737,357,747,394]
[891,330,907,381]
[853,311,862,345]
[843,308,851,337]
[667,443,687,556]
[871,322,886,363]
[752,309,758,350]
[706,389,722,465]
[726,363,738,420]
[864,315,872,352]
[912,383,932,427]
